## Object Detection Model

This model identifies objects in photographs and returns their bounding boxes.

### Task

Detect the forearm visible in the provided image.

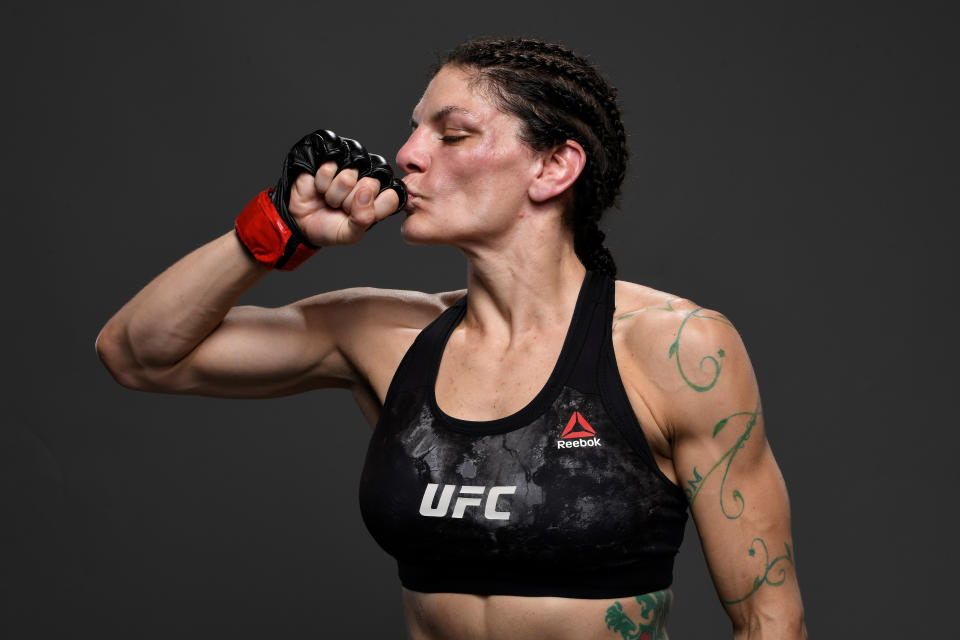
[97,229,270,371]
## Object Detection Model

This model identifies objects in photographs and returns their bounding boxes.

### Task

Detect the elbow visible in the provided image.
[732,607,807,640]
[95,322,151,391]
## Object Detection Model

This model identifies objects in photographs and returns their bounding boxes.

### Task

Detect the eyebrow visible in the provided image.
[410,105,477,128]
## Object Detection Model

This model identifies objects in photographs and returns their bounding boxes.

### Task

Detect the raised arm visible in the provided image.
[663,308,806,638]
[96,130,403,398]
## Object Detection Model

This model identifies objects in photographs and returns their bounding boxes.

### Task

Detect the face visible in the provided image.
[396,65,542,246]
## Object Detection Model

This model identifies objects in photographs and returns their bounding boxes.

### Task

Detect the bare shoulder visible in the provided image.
[290,285,467,404]
[611,279,702,351]
[437,287,469,309]
[291,285,465,334]
[613,279,757,433]
[612,279,698,323]
[612,279,746,391]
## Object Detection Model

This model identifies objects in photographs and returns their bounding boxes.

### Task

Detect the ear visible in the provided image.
[528,139,587,204]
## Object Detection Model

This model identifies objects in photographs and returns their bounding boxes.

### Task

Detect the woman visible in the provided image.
[97,38,806,639]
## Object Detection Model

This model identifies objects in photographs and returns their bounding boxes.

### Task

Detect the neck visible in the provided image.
[458,213,587,343]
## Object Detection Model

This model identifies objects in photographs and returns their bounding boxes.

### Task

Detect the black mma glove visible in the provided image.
[235,129,407,270]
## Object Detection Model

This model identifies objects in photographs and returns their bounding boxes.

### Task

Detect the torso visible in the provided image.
[344,278,691,640]
[402,587,673,640]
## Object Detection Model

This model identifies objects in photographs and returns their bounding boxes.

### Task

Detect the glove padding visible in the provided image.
[236,129,407,271]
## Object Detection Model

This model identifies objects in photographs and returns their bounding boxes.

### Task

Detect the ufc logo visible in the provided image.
[418,483,517,520]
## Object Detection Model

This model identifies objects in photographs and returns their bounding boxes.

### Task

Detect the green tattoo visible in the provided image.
[605,589,672,640]
[668,308,733,392]
[683,400,795,603]
[722,540,794,605]
[684,398,762,518]
[615,298,679,322]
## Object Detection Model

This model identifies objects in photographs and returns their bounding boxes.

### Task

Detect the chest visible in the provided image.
[358,375,689,598]
[360,381,680,559]
[433,327,569,422]
[428,320,672,468]
[357,273,691,597]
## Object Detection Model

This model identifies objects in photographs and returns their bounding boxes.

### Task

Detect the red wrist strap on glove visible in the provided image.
[234,189,318,271]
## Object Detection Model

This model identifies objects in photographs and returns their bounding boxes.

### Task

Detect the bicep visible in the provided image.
[131,297,357,398]
[178,303,353,397]
[662,315,804,631]
[677,411,800,617]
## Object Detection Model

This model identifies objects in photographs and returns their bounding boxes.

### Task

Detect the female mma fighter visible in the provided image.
[97,38,806,639]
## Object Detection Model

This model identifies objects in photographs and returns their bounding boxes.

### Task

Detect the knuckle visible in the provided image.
[316,161,338,180]
[333,167,358,189]
[359,176,381,192]
[324,185,347,207]
[295,172,315,191]
[374,189,400,216]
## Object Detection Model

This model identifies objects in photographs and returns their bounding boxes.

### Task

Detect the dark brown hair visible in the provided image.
[440,37,627,278]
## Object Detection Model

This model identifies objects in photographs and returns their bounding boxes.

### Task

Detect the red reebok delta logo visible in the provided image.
[557,411,602,449]
[561,411,596,438]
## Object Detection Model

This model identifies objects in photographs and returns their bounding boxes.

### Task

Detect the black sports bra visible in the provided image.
[358,270,688,598]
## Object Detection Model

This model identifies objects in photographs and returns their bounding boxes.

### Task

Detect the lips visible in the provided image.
[400,190,418,213]
[399,177,423,214]
[402,188,422,213]
[400,177,420,198]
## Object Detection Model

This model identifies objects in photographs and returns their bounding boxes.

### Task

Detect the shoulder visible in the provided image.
[612,279,746,373]
[612,280,757,432]
[291,285,467,334]
[288,286,468,401]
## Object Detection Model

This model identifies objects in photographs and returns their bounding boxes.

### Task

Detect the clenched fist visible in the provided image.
[235,129,406,270]
[279,130,406,247]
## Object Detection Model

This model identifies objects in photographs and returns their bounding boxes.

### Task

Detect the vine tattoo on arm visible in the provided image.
[683,400,795,605]
[666,313,794,606]
[615,301,796,607]
[722,538,794,606]
[605,589,672,640]
[668,307,733,392]
[684,400,762,517]
[615,303,732,393]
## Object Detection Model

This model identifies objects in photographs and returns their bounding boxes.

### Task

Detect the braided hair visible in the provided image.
[440,38,627,278]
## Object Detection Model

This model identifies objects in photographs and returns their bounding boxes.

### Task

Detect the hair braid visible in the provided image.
[440,38,627,278]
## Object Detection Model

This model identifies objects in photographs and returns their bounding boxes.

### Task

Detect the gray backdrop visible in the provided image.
[2,1,956,637]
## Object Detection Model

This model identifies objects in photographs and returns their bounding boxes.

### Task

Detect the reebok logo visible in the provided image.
[557,411,602,449]
[418,483,517,520]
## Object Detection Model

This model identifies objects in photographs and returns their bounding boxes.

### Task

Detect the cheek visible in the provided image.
[437,143,530,202]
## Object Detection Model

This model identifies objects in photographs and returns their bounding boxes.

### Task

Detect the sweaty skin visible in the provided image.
[97,63,804,639]
[97,229,803,638]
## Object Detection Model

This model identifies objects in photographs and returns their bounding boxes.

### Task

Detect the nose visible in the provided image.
[396,127,428,175]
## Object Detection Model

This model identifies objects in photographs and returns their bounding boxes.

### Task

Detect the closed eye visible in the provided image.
[440,135,467,143]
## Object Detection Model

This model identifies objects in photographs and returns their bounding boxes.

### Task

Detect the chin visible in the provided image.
[399,213,448,246]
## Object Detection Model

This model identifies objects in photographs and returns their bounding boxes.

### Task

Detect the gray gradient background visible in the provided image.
[2,1,956,637]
